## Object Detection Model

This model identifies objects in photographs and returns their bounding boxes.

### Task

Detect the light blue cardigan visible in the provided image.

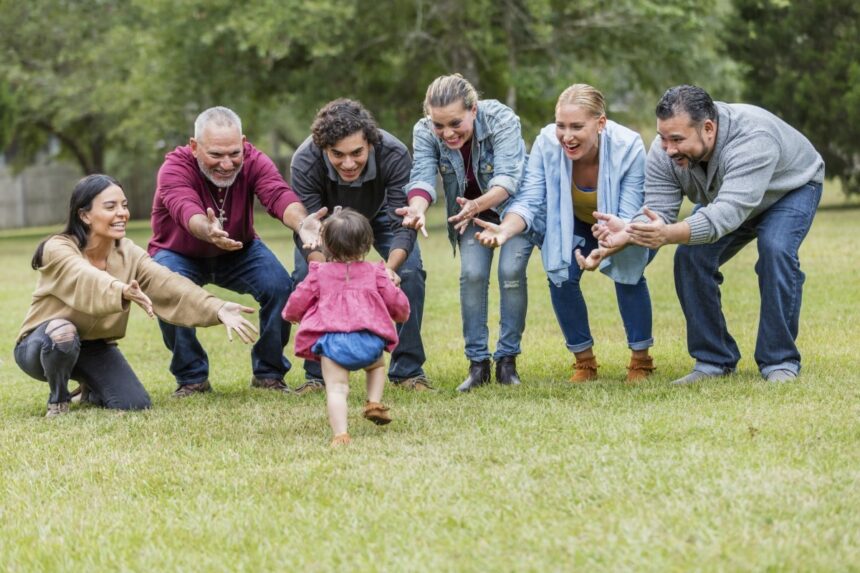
[506,120,649,286]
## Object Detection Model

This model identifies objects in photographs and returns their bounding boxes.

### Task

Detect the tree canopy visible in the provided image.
[724,0,860,194]
[1,0,781,196]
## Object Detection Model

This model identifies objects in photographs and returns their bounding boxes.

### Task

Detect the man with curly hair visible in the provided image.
[289,98,431,392]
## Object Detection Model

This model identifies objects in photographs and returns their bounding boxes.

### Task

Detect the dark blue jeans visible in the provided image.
[15,320,151,410]
[153,239,293,385]
[674,181,822,377]
[293,212,426,381]
[549,217,654,353]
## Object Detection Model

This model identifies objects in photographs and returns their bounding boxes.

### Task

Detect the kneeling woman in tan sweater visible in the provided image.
[15,174,258,417]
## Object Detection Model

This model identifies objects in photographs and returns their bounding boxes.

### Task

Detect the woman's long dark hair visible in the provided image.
[31,174,123,270]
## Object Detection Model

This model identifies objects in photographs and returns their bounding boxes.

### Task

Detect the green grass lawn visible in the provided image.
[1,185,858,571]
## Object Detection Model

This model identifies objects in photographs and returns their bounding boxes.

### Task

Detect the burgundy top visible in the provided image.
[460,144,500,224]
[282,261,410,362]
[148,142,300,258]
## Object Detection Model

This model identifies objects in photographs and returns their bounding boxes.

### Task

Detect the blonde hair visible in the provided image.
[556,84,606,118]
[423,73,479,116]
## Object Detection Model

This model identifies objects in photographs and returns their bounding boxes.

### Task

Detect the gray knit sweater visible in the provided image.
[643,102,824,245]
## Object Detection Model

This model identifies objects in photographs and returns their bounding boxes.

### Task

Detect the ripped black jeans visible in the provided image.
[14,320,151,410]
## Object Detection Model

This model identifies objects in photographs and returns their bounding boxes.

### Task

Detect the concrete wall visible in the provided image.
[0,162,157,231]
[0,163,81,229]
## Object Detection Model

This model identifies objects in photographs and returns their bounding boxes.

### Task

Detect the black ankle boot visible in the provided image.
[456,359,491,392]
[495,356,521,385]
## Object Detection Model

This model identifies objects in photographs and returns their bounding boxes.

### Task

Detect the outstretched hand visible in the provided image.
[385,266,402,287]
[473,218,508,248]
[123,280,154,318]
[217,302,258,343]
[592,211,631,249]
[627,207,668,248]
[448,197,480,234]
[575,248,603,272]
[298,207,328,249]
[395,204,429,237]
[205,208,243,251]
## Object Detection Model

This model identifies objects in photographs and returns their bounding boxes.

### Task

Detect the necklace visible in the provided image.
[208,184,232,226]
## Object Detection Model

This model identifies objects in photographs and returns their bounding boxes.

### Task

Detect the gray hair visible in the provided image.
[194,106,243,140]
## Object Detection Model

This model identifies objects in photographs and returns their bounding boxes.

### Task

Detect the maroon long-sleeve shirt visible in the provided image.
[148,142,300,258]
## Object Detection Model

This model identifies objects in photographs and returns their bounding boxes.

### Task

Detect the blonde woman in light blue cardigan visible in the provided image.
[474,84,656,383]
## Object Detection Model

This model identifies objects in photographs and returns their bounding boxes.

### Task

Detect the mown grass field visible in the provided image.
[1,186,858,571]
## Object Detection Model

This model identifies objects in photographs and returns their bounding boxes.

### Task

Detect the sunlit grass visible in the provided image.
[0,183,858,571]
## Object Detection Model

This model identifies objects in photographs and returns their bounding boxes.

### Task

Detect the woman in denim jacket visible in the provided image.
[402,74,533,391]
[474,84,656,383]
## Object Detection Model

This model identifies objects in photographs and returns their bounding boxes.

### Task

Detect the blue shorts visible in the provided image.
[312,331,385,370]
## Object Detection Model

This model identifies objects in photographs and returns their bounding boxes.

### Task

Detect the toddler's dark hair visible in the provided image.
[322,208,374,262]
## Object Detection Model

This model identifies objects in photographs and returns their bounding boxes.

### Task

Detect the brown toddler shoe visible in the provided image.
[331,433,351,447]
[363,401,392,425]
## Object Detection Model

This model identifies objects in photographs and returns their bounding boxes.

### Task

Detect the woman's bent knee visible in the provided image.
[45,320,79,350]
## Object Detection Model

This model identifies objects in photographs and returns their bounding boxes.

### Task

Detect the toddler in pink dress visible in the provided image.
[283,208,410,446]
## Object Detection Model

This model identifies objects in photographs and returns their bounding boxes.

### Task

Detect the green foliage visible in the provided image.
[724,0,860,195]
[0,0,733,181]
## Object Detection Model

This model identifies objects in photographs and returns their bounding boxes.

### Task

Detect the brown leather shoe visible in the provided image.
[172,379,212,398]
[569,357,598,383]
[331,433,351,447]
[626,355,656,383]
[392,376,434,391]
[363,401,392,425]
[250,376,292,393]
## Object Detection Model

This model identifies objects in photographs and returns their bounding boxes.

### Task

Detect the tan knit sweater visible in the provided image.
[17,235,224,343]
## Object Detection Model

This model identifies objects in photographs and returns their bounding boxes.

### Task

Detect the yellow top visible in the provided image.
[18,235,224,343]
[572,179,598,224]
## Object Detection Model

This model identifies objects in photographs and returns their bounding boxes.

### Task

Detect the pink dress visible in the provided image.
[282,261,410,362]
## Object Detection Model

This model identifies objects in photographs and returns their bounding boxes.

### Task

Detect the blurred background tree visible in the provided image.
[723,0,860,195]
[3,0,852,217]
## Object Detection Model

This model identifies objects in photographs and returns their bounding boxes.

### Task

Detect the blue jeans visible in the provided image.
[15,320,151,410]
[293,212,427,381]
[153,239,293,385]
[549,217,654,353]
[458,220,534,361]
[674,181,822,377]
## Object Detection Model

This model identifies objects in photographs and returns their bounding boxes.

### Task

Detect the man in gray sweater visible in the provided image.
[595,85,823,384]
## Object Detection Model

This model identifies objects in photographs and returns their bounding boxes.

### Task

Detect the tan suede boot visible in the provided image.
[569,357,598,383]
[626,354,656,383]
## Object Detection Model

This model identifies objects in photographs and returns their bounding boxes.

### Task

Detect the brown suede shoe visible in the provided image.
[392,376,434,391]
[293,378,325,395]
[250,376,292,393]
[45,402,70,418]
[626,355,656,383]
[363,401,392,425]
[331,433,351,447]
[569,357,598,383]
[172,379,212,398]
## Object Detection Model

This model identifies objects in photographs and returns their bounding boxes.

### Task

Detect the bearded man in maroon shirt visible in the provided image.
[148,106,324,397]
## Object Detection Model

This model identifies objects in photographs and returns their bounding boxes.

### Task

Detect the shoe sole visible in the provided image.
[364,413,392,426]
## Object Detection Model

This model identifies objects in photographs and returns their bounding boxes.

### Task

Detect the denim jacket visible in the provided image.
[407,99,527,249]
[506,120,649,286]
